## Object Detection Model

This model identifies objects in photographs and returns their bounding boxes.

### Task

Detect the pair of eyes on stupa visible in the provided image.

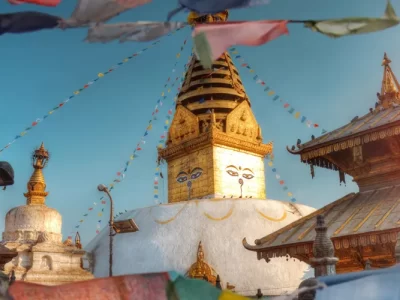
[225,165,254,180]
[176,168,203,183]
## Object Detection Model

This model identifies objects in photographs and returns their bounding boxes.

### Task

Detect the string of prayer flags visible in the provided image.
[85,22,185,44]
[89,39,190,234]
[61,0,152,28]
[8,0,61,6]
[74,202,99,229]
[0,11,61,35]
[266,156,296,203]
[229,48,327,134]
[0,39,166,155]
[153,166,161,204]
[193,21,288,69]
[302,1,399,38]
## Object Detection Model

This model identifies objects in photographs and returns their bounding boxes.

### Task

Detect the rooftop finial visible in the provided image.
[24,142,49,205]
[377,52,400,109]
[382,52,391,66]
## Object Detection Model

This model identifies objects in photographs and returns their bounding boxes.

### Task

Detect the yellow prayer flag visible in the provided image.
[154,190,158,194]
[157,144,163,148]
[294,112,300,119]
[176,53,181,58]
[165,120,170,125]
[268,161,273,167]
[110,184,114,188]
[74,91,80,95]
[20,132,26,136]
[98,212,103,217]
[219,290,248,300]
[48,111,54,115]
[268,91,275,96]
[80,220,84,223]
[98,73,104,77]
[249,69,254,73]
[161,92,165,97]
[168,89,171,93]
[288,192,293,197]
[130,155,134,160]
[123,59,129,62]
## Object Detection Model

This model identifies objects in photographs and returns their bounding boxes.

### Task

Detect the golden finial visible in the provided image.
[382,52,392,66]
[75,232,82,249]
[378,53,400,109]
[24,142,50,205]
[197,241,204,262]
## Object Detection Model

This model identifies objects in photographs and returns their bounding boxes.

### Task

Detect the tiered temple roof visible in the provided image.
[244,53,400,273]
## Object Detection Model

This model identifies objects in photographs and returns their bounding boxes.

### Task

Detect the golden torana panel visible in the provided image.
[226,101,262,143]
[169,105,200,145]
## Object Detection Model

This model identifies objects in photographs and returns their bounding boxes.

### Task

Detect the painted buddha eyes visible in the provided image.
[190,168,203,179]
[242,173,254,180]
[226,170,239,177]
[225,165,254,180]
[176,168,203,184]
[176,175,188,183]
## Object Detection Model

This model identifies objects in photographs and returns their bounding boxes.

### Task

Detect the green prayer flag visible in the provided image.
[193,32,213,69]
[304,1,399,38]
[167,276,220,300]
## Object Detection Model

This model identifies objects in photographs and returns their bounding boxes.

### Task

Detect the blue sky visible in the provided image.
[0,0,398,245]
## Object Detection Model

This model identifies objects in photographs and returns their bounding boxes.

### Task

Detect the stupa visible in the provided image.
[0,143,93,285]
[84,11,315,297]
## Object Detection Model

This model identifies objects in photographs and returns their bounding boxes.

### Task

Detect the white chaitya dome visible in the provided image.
[86,198,315,296]
[3,205,62,243]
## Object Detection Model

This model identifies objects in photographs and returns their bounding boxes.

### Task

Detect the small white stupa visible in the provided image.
[0,143,93,285]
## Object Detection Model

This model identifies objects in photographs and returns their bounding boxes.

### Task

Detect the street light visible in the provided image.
[0,162,14,187]
[97,184,115,277]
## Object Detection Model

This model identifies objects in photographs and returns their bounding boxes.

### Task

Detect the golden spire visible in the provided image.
[24,142,50,205]
[75,232,82,249]
[377,53,400,109]
[169,10,256,146]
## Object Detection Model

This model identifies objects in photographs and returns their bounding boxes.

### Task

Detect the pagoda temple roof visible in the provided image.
[289,53,400,161]
[243,185,400,264]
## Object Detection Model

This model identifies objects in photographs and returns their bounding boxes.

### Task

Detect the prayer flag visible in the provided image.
[168,276,249,300]
[8,0,61,6]
[304,1,399,38]
[0,11,60,35]
[193,21,288,68]
[85,22,185,43]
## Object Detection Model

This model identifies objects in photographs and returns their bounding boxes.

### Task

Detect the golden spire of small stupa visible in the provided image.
[377,53,400,109]
[75,231,82,249]
[24,142,49,205]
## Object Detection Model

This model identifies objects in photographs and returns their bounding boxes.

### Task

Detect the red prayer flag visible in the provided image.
[8,0,61,6]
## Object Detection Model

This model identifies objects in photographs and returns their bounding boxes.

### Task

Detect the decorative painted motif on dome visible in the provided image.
[186,241,218,285]
[150,199,288,225]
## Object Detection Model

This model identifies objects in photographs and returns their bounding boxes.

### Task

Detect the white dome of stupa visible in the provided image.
[85,198,315,296]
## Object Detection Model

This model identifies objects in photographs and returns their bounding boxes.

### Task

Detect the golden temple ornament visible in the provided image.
[186,241,218,285]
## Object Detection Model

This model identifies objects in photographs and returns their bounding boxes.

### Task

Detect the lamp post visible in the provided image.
[97,184,115,277]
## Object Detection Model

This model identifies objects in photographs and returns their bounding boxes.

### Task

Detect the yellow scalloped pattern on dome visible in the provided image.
[150,202,188,224]
[255,205,287,222]
[149,200,288,225]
